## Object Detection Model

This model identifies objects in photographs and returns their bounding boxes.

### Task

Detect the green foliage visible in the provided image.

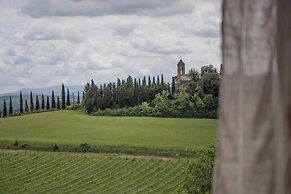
[14,140,19,147]
[3,100,7,117]
[80,143,91,152]
[67,88,70,106]
[94,86,217,119]
[30,92,34,111]
[41,94,45,109]
[9,97,13,115]
[182,144,215,194]
[35,95,40,110]
[84,65,219,118]
[46,96,50,110]
[51,90,56,109]
[52,143,59,151]
[19,92,23,113]
[62,83,66,109]
[66,103,82,110]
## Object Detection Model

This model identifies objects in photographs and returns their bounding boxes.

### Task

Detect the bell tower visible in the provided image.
[177,59,185,76]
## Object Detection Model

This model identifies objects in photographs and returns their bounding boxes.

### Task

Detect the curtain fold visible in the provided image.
[213,0,291,193]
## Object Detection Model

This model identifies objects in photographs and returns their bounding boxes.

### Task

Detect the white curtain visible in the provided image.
[213,0,291,193]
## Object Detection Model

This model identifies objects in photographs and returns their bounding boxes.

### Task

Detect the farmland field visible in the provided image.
[0,151,189,194]
[0,111,217,151]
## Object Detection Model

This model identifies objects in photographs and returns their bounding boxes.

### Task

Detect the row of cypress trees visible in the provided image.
[83,74,172,113]
[0,84,83,118]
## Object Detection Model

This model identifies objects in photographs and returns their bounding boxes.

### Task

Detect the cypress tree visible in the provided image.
[35,95,40,111]
[171,78,176,94]
[51,90,55,109]
[41,94,45,109]
[61,83,66,109]
[142,76,146,86]
[19,91,23,113]
[148,76,151,87]
[157,75,160,85]
[161,74,164,85]
[46,96,50,110]
[57,96,60,109]
[77,91,80,104]
[66,89,70,106]
[82,92,85,101]
[138,78,141,86]
[30,92,34,111]
[9,97,13,115]
[3,100,7,117]
[25,100,29,112]
[153,76,156,85]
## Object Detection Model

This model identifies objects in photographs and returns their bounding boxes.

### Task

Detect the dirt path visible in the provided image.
[0,149,185,161]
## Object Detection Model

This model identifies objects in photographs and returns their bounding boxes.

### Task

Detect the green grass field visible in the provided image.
[0,111,217,151]
[0,151,188,194]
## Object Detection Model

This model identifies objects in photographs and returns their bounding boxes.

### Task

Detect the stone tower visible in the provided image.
[173,59,191,87]
[177,59,185,76]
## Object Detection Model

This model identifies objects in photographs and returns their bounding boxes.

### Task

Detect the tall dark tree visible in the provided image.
[41,94,45,109]
[3,100,7,117]
[67,89,70,106]
[83,83,94,113]
[171,78,176,94]
[30,92,34,111]
[61,83,66,109]
[9,97,13,115]
[51,90,56,109]
[57,96,60,109]
[25,100,29,112]
[142,76,146,86]
[19,91,23,113]
[82,92,85,101]
[148,76,151,87]
[35,95,40,111]
[153,76,156,85]
[161,74,164,85]
[157,75,160,85]
[46,96,50,110]
[77,91,80,104]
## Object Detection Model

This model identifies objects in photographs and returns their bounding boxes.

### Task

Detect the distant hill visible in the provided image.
[0,85,84,97]
[0,85,84,112]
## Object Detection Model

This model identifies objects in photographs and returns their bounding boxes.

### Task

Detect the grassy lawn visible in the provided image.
[0,111,217,150]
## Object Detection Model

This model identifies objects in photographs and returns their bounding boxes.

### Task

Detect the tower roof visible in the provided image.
[177,59,185,66]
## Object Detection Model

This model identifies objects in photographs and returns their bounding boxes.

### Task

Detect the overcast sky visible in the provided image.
[0,0,221,93]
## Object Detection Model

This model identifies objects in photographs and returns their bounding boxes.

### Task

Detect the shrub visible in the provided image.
[52,144,59,151]
[67,104,82,110]
[182,144,215,194]
[80,143,91,152]
[14,140,19,147]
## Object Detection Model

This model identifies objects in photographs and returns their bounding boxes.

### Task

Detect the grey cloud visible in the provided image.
[21,0,194,18]
[193,27,220,38]
[23,27,63,41]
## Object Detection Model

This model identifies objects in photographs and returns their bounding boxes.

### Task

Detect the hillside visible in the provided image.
[0,111,217,154]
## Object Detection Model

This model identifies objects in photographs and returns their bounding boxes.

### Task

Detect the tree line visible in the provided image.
[0,84,83,118]
[83,74,172,114]
[84,65,220,118]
